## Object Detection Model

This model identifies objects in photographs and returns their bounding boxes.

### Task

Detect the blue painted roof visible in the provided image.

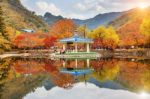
[59,34,93,43]
[21,29,35,33]
[60,68,94,76]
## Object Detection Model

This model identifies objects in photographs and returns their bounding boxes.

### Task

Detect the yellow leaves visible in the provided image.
[0,34,11,51]
[140,17,150,37]
[89,26,119,49]
[140,17,150,44]
[15,31,21,36]
[5,26,15,41]
[77,25,89,37]
[91,26,106,39]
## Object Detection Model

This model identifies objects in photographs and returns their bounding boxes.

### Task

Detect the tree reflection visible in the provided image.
[0,57,150,98]
[117,60,150,92]
[91,59,119,81]
[12,58,75,89]
[0,58,11,99]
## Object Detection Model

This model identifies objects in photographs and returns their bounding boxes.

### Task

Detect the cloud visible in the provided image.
[74,0,150,14]
[21,0,150,19]
[36,1,61,16]
[73,0,106,16]
[75,3,86,11]
[66,13,85,19]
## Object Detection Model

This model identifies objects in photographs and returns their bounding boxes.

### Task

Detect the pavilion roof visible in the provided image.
[59,34,93,43]
[60,68,94,76]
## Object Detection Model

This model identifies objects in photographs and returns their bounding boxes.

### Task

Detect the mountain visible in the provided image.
[43,12,63,25]
[107,7,150,46]
[0,0,47,31]
[73,12,123,29]
[43,12,123,29]
[108,7,150,29]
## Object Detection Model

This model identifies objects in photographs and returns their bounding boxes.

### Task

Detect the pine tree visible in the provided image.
[0,6,10,53]
[0,6,9,40]
[0,7,5,35]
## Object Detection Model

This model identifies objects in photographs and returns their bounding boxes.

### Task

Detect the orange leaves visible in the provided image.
[13,33,48,49]
[13,60,45,74]
[13,19,76,49]
[43,36,57,48]
[49,19,76,39]
[118,19,146,46]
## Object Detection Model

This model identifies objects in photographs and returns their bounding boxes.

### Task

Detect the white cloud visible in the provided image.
[75,3,86,11]
[66,13,85,19]
[21,0,150,19]
[36,1,61,16]
[75,0,105,12]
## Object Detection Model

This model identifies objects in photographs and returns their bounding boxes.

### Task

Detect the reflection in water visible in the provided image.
[0,58,149,99]
[24,82,150,99]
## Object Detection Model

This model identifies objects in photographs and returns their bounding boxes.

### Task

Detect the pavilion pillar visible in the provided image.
[75,43,78,52]
[63,44,66,50]
[86,43,90,52]
[63,61,66,68]
[87,59,90,68]
[75,59,78,68]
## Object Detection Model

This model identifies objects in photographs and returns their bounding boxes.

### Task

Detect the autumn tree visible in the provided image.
[140,17,150,47]
[89,26,119,49]
[49,19,76,39]
[77,25,89,37]
[13,33,45,49]
[118,19,146,48]
[0,6,11,53]
[43,36,57,48]
[91,59,119,81]
[0,7,7,39]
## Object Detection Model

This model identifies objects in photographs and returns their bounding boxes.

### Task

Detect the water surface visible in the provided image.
[0,57,150,99]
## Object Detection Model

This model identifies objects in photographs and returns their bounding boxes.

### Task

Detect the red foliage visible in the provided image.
[43,36,57,48]
[13,33,48,49]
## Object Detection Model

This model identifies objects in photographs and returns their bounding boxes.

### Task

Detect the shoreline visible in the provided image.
[0,53,30,59]
[0,48,149,59]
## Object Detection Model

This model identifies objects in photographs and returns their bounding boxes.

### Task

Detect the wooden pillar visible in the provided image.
[87,43,90,52]
[75,59,78,68]
[75,43,78,52]
[63,44,66,50]
[87,59,90,68]
[63,61,66,68]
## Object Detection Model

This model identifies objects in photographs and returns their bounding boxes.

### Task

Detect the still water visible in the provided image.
[0,57,150,99]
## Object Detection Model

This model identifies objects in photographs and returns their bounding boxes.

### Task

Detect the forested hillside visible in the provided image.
[0,0,48,31]
[109,7,150,28]
[108,7,150,47]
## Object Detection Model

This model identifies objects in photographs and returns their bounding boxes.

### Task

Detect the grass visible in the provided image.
[55,52,97,55]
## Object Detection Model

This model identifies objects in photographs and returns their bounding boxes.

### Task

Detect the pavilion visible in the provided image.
[59,34,93,53]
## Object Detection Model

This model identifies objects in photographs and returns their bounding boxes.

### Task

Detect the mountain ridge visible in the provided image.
[43,11,124,29]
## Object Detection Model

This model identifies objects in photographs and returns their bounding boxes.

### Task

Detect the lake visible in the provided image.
[0,57,150,99]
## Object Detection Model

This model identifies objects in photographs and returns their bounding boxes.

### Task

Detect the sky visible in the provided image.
[21,0,150,19]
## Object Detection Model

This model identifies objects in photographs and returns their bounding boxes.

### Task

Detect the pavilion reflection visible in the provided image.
[60,59,94,85]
